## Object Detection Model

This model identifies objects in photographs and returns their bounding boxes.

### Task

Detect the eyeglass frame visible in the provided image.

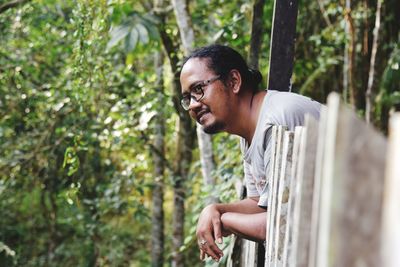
[180,75,221,110]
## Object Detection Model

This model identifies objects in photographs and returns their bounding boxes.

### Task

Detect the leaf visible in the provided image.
[124,27,138,52]
[138,110,157,131]
[136,23,149,44]
[141,14,160,40]
[107,24,131,50]
[212,29,225,42]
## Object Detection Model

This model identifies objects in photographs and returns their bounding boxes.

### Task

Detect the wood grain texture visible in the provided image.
[282,126,304,267]
[317,93,387,267]
[273,131,294,266]
[382,113,400,267]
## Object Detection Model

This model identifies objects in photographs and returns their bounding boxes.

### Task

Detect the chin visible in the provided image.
[202,121,225,134]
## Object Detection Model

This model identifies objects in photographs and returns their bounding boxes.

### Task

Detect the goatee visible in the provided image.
[202,121,225,134]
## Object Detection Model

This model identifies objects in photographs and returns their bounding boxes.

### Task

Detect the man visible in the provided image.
[179,44,321,262]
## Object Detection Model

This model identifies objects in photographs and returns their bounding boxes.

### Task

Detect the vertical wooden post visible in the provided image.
[382,113,400,267]
[308,106,328,267]
[267,0,299,91]
[273,131,294,265]
[266,126,285,266]
[282,126,304,266]
[291,115,319,267]
[316,93,387,267]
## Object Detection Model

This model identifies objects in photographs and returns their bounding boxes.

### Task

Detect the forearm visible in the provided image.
[212,197,266,215]
[221,211,267,242]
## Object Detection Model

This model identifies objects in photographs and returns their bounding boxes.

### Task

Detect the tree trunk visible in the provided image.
[171,0,195,55]
[155,3,196,266]
[151,51,166,267]
[344,2,357,108]
[172,0,217,200]
[365,0,383,124]
[248,0,266,70]
[172,113,195,267]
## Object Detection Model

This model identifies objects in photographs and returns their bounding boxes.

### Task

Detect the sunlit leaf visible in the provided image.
[124,27,139,52]
[107,23,131,49]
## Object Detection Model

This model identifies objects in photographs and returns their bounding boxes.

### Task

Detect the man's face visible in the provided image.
[180,58,230,134]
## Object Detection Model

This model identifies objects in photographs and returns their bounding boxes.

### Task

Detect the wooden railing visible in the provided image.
[236,92,400,267]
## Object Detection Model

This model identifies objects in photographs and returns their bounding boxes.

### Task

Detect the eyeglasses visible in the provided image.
[180,76,221,110]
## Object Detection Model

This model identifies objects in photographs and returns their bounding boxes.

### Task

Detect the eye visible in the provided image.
[192,84,203,95]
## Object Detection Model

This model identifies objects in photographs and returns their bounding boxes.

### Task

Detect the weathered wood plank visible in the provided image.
[316,92,387,267]
[281,126,304,267]
[272,131,294,266]
[382,113,400,267]
[242,240,259,267]
[265,126,278,267]
[315,95,339,267]
[290,115,319,267]
[308,106,328,267]
[266,126,285,267]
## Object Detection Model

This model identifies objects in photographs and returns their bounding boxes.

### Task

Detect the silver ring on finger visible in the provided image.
[199,239,207,246]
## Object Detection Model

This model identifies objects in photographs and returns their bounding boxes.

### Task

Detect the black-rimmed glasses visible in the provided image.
[180,76,221,110]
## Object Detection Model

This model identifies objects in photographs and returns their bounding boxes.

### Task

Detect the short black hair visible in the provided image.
[183,44,263,91]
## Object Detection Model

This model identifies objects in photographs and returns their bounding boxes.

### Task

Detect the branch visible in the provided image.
[317,0,332,27]
[0,0,31,14]
[365,0,383,123]
[139,130,174,173]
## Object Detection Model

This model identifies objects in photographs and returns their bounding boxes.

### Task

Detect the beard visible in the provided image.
[202,120,225,134]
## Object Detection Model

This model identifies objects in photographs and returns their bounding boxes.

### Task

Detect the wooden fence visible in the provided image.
[233,92,400,267]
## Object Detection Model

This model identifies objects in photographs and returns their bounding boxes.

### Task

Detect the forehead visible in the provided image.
[180,58,213,92]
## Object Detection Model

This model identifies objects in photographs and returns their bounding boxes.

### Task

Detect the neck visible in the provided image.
[227,90,267,144]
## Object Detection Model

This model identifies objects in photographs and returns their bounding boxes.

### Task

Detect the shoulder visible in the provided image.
[267,90,320,107]
[265,90,321,117]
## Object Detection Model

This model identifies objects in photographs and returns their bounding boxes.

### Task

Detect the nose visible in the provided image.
[188,97,202,110]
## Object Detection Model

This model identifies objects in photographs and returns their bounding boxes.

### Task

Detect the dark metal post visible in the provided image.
[267,0,299,92]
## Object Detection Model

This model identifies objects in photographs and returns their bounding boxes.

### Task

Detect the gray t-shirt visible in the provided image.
[240,90,321,208]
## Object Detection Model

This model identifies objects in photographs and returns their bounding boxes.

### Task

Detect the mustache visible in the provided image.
[196,108,210,117]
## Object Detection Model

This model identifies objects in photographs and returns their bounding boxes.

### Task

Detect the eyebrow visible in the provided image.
[188,81,203,91]
[182,78,205,95]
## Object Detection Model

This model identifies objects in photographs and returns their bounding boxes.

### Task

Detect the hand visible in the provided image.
[196,204,224,262]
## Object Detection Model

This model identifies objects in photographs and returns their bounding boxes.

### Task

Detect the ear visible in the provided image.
[228,69,242,94]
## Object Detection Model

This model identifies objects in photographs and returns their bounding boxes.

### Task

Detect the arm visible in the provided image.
[220,211,266,242]
[196,197,265,261]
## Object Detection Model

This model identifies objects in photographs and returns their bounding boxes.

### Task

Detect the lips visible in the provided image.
[197,110,209,123]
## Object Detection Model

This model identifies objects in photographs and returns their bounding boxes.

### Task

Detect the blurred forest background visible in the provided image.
[0,0,399,266]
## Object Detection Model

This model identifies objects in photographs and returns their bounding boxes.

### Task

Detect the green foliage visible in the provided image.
[180,133,243,266]
[0,0,153,266]
[0,0,398,266]
[107,11,160,52]
[375,42,400,130]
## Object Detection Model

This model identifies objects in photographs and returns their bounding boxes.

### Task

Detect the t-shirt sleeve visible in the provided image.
[244,160,259,198]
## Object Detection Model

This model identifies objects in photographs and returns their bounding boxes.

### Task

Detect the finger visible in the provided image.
[212,218,223,244]
[201,235,223,261]
[207,241,224,260]
[202,245,220,262]
[199,250,205,261]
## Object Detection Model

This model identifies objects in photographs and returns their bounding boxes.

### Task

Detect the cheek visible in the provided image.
[189,110,196,119]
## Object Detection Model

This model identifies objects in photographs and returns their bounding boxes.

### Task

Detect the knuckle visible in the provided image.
[196,229,205,236]
[212,218,221,225]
